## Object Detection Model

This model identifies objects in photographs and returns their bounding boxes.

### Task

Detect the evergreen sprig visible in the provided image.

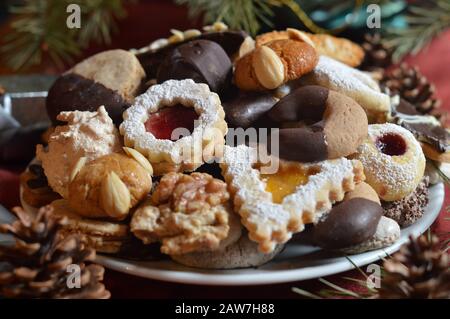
[384,0,450,61]
[1,0,128,70]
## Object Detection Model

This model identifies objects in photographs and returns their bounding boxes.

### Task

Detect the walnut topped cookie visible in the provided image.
[131,172,240,255]
[120,79,228,175]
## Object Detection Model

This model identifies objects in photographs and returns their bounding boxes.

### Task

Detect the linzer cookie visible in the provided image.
[47,49,145,125]
[354,123,426,202]
[120,79,228,175]
[220,145,365,253]
[234,39,318,91]
[267,85,368,162]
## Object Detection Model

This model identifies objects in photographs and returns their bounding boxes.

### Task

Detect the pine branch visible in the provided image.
[1,0,129,70]
[384,0,450,62]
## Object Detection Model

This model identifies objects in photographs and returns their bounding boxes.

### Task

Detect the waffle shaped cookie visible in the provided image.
[120,79,228,175]
[220,145,365,253]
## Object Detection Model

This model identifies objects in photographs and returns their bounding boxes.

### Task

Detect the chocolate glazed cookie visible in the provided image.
[157,39,232,95]
[267,85,368,162]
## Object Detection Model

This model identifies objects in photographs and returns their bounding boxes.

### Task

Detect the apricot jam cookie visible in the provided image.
[120,79,228,175]
[220,145,365,253]
[131,172,240,255]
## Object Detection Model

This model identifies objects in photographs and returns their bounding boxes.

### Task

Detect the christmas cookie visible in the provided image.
[20,164,61,208]
[157,39,232,95]
[220,145,365,253]
[382,177,429,227]
[48,199,130,254]
[313,182,400,253]
[234,39,318,91]
[47,49,146,125]
[256,28,365,67]
[354,123,426,201]
[68,151,153,221]
[267,85,368,162]
[134,23,247,78]
[36,106,123,198]
[300,56,391,123]
[120,79,228,175]
[131,172,240,255]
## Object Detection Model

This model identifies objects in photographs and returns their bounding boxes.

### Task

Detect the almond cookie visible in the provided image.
[267,85,368,162]
[20,164,61,208]
[131,172,239,255]
[68,151,153,221]
[120,79,228,175]
[256,29,364,67]
[220,145,365,253]
[234,39,318,91]
[36,106,123,198]
[47,49,146,125]
[300,56,391,123]
[354,124,426,202]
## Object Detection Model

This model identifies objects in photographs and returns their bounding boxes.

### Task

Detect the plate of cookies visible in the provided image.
[17,23,449,285]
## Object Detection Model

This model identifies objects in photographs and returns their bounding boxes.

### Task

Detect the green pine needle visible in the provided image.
[1,0,128,70]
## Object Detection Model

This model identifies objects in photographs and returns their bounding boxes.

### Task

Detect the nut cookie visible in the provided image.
[120,79,228,175]
[68,152,153,221]
[131,172,239,255]
[220,145,365,253]
[234,39,318,91]
[256,29,365,67]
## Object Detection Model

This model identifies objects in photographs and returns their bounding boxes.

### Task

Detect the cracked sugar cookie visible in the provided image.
[120,79,228,175]
[220,145,365,253]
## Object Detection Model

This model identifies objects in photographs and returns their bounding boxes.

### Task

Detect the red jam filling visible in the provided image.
[376,133,407,156]
[144,104,199,140]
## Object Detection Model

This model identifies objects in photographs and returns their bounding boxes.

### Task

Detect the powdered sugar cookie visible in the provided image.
[120,79,228,175]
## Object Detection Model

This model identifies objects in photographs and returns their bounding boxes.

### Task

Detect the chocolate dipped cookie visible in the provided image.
[267,85,368,162]
[47,49,146,125]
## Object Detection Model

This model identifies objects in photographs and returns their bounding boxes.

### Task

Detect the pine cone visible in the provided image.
[382,63,445,123]
[0,206,110,299]
[360,33,393,74]
[378,235,450,299]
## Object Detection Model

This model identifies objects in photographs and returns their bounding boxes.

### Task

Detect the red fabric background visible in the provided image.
[0,2,448,299]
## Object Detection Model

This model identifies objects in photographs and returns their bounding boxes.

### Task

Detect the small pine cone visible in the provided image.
[378,235,450,299]
[382,63,442,118]
[360,33,393,74]
[0,206,110,299]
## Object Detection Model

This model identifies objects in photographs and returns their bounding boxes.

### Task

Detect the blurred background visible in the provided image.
[0,0,448,74]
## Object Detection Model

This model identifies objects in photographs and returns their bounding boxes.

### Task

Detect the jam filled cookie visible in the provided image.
[120,79,228,175]
[234,39,318,91]
[36,106,123,198]
[256,28,365,67]
[131,172,240,255]
[299,56,391,123]
[68,152,153,221]
[157,39,232,95]
[354,123,426,201]
[220,145,365,253]
[47,49,146,125]
[267,85,368,162]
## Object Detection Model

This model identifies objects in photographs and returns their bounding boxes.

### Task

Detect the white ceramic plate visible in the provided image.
[96,183,445,286]
[10,183,444,286]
